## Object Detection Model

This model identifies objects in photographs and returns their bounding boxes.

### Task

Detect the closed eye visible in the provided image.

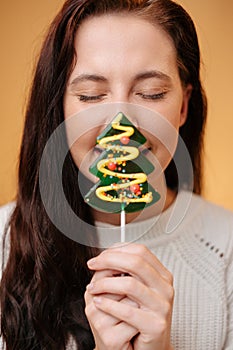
[136,92,166,100]
[77,94,107,102]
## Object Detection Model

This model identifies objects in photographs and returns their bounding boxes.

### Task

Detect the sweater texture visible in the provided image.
[1,191,233,349]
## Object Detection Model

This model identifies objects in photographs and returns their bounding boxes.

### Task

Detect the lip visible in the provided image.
[94,146,103,154]
[94,145,152,154]
[141,146,152,155]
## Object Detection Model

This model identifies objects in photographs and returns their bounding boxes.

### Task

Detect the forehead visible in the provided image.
[76,13,175,53]
[71,14,178,80]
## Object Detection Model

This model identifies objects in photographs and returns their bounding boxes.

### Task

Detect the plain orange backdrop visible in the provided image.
[0,0,233,210]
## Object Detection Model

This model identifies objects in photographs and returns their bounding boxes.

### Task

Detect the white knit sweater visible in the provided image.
[1,191,233,349]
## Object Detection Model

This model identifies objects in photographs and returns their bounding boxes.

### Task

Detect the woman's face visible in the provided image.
[63,14,191,181]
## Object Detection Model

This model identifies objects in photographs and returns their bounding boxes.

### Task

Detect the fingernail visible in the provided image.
[86,282,94,291]
[93,296,102,304]
[87,258,96,267]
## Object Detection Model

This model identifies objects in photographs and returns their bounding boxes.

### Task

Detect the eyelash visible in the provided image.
[76,92,166,102]
[77,94,106,102]
[136,92,166,100]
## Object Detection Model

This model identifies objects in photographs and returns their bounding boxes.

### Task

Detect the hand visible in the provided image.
[86,243,174,350]
[85,268,138,350]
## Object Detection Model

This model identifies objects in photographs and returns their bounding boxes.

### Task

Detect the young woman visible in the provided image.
[1,0,233,349]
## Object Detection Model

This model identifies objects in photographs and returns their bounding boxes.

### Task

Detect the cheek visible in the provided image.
[63,92,86,119]
[144,131,179,172]
[64,92,74,119]
[67,127,102,182]
[140,104,181,172]
[153,89,184,129]
[68,128,97,161]
[159,107,182,129]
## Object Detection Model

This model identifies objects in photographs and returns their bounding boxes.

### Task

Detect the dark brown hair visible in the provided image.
[1,0,207,348]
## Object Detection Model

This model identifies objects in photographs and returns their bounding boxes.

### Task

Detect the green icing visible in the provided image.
[84,112,160,213]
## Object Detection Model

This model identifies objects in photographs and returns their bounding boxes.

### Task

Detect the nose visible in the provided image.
[99,83,142,128]
[109,90,130,104]
[102,104,139,127]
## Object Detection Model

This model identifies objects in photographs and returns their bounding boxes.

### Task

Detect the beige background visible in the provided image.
[0,0,232,210]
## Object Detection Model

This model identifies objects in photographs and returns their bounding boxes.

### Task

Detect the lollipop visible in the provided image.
[84,112,160,241]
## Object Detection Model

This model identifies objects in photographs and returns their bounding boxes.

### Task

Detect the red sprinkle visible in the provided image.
[108,162,117,171]
[130,184,140,193]
[120,136,130,145]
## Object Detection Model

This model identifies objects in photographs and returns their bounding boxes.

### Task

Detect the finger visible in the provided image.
[95,320,138,349]
[120,296,139,309]
[113,321,138,345]
[85,291,137,349]
[85,290,119,328]
[87,276,174,308]
[88,270,128,302]
[87,251,172,294]
[91,268,122,282]
[86,286,125,308]
[96,243,173,284]
[93,296,169,336]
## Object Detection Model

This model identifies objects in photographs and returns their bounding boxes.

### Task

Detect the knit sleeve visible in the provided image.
[0,202,14,273]
[0,203,13,350]
[223,251,233,349]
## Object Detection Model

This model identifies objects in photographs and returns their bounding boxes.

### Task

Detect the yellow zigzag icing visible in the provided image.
[95,113,153,204]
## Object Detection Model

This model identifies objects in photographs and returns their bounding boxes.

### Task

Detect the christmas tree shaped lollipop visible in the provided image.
[84,112,160,214]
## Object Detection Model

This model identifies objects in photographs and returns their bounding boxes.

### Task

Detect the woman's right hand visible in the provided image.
[85,268,138,350]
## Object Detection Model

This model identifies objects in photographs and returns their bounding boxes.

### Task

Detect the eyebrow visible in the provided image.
[70,70,171,86]
[133,70,172,83]
[70,74,107,86]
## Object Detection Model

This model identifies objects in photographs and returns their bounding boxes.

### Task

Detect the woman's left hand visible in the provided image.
[87,243,174,350]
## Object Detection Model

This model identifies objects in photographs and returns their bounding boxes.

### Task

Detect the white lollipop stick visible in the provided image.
[120,208,126,277]
[121,208,126,243]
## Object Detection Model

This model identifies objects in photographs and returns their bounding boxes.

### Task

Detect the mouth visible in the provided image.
[141,146,152,155]
[94,145,152,155]
[94,145,103,154]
